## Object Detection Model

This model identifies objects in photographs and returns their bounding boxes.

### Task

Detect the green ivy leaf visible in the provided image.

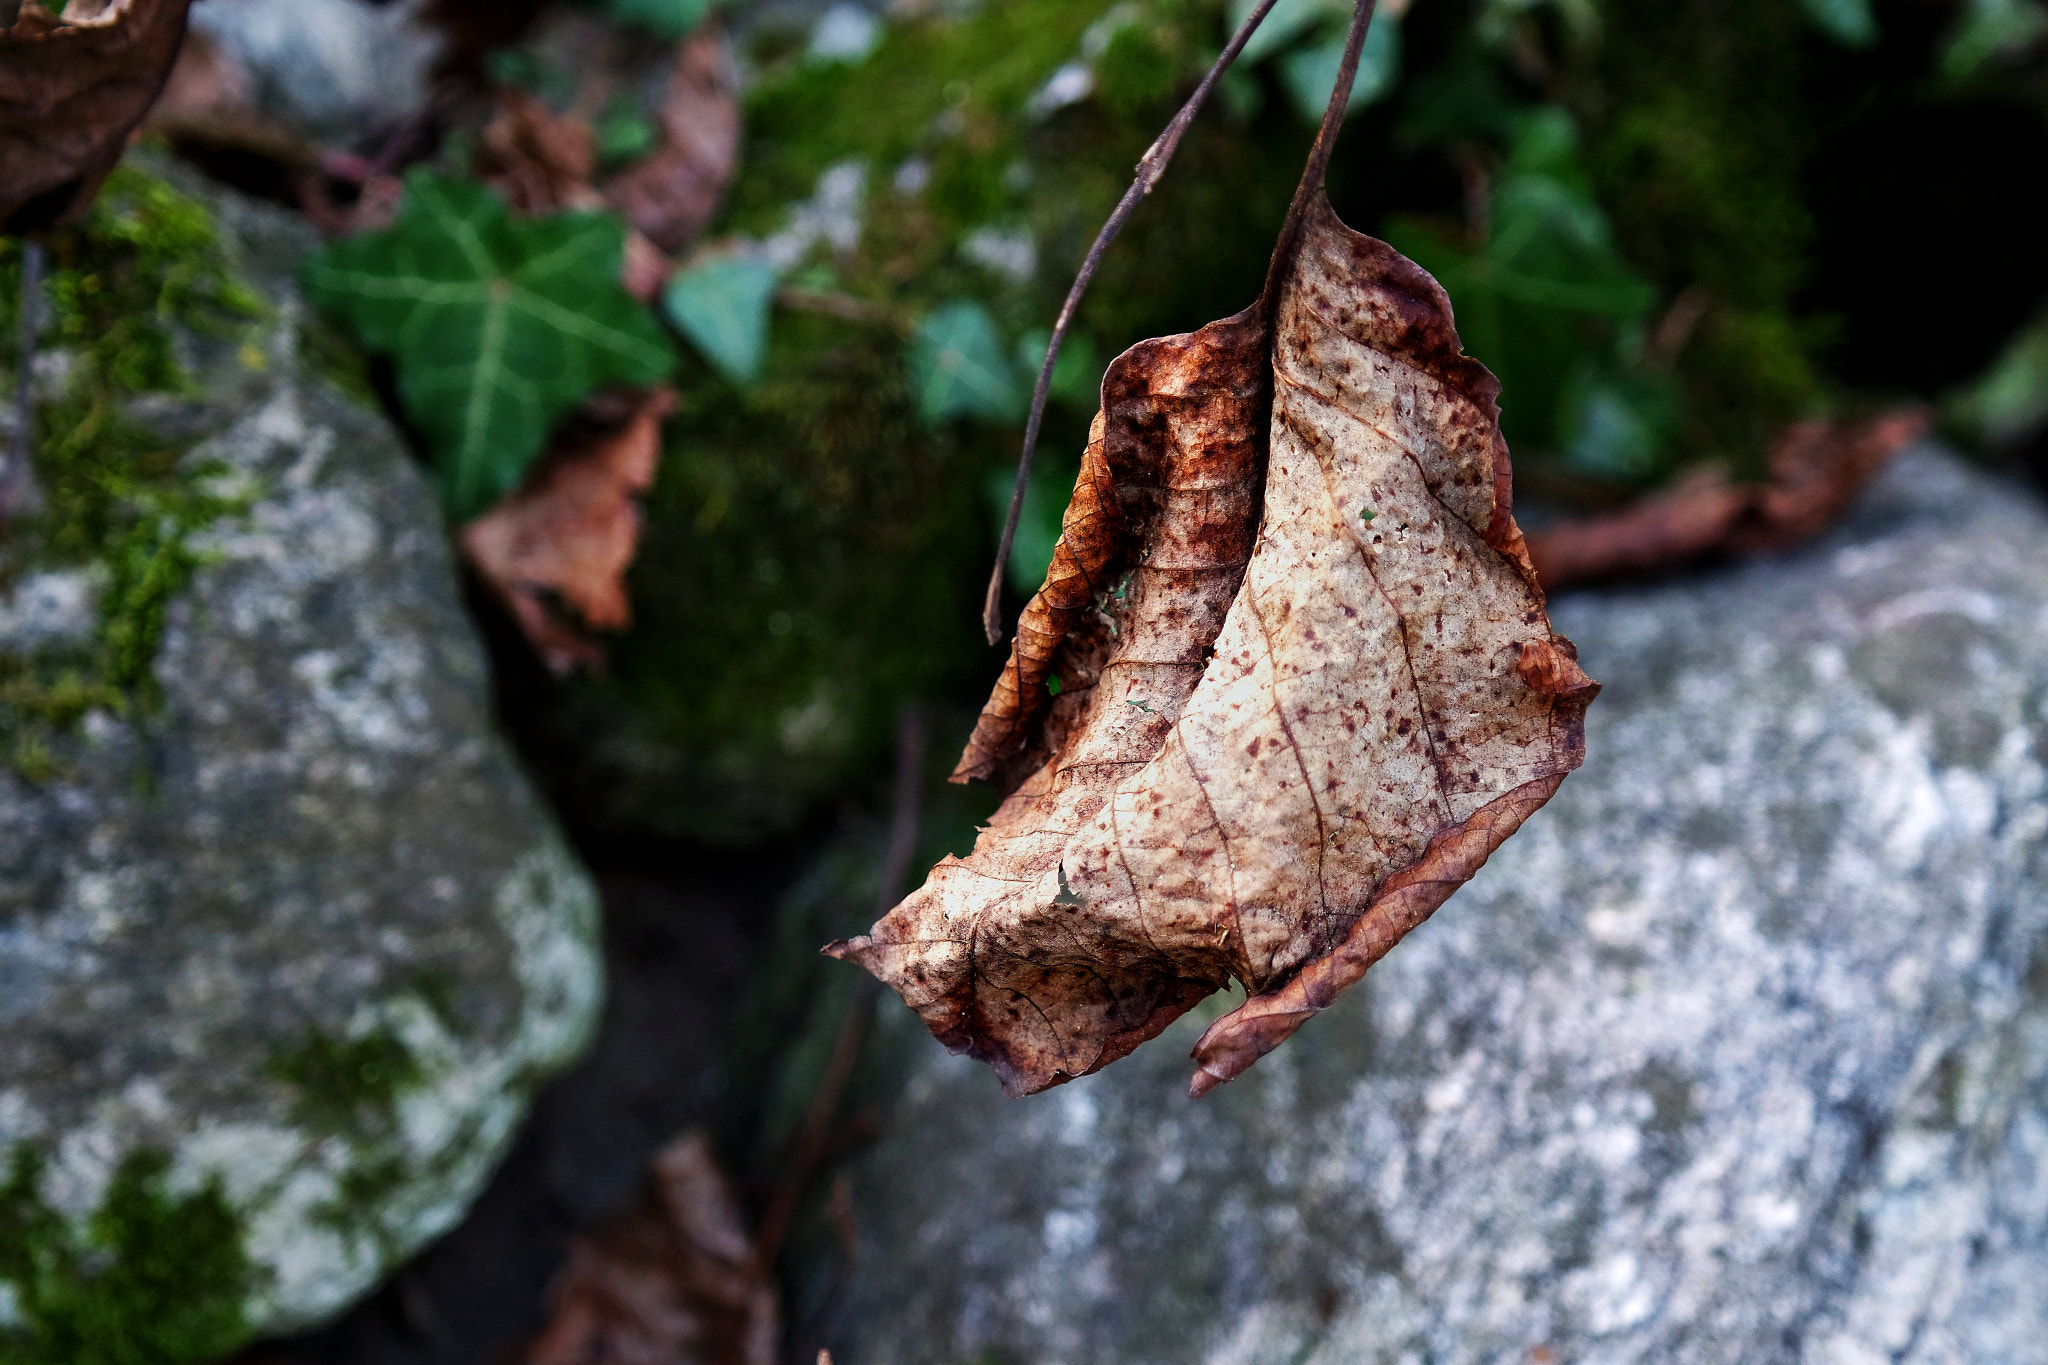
[984,453,1078,594]
[602,0,714,40]
[1382,108,1662,474]
[1016,328,1103,408]
[664,255,781,386]
[1800,0,1878,47]
[1229,0,1349,66]
[301,171,675,519]
[910,300,1023,425]
[1939,0,2048,78]
[1279,9,1402,124]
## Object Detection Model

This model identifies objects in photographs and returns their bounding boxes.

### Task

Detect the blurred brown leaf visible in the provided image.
[475,85,673,301]
[523,1131,778,1365]
[460,386,673,675]
[601,24,739,254]
[145,23,250,126]
[477,85,596,215]
[1526,408,1931,591]
[831,195,1597,1098]
[0,0,194,231]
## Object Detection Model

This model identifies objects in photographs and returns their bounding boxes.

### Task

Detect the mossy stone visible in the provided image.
[0,159,603,1349]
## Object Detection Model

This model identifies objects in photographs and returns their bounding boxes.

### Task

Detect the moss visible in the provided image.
[0,1146,257,1365]
[266,1023,430,1249]
[0,164,262,778]
[266,1025,422,1141]
[1574,0,1826,476]
[515,0,1308,842]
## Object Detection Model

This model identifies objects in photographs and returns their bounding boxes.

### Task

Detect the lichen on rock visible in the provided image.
[0,158,605,1350]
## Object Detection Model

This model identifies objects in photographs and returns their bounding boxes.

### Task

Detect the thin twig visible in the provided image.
[2,238,45,526]
[1255,0,1379,311]
[756,706,928,1266]
[980,0,1290,646]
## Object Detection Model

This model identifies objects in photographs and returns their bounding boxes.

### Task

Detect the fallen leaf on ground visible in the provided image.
[830,195,1598,1098]
[477,86,599,216]
[1526,408,1930,591]
[523,1130,778,1365]
[0,0,194,232]
[461,386,674,674]
[602,24,740,252]
[475,84,678,301]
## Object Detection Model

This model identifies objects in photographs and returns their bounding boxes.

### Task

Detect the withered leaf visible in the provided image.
[523,1131,778,1365]
[831,194,1598,1098]
[477,86,600,217]
[1526,408,1930,592]
[0,0,194,232]
[461,386,674,674]
[601,24,740,254]
[474,85,679,303]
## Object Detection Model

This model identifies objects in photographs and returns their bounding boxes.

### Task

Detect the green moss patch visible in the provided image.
[0,165,264,780]
[526,0,1309,842]
[0,1146,256,1365]
[267,1026,424,1141]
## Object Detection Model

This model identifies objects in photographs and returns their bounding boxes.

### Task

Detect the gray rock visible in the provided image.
[832,447,2048,1365]
[188,0,443,144]
[0,169,602,1337]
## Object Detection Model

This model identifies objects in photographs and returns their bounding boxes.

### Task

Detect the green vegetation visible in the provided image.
[520,0,1310,842]
[301,172,677,518]
[267,1025,423,1140]
[0,1147,256,1365]
[310,0,2048,843]
[0,165,262,780]
[267,1024,427,1245]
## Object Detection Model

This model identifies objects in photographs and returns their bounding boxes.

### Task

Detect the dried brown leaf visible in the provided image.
[1526,408,1930,591]
[473,85,674,300]
[523,1131,778,1365]
[0,0,194,232]
[831,195,1597,1098]
[477,86,598,217]
[601,24,739,254]
[460,386,673,674]
[145,24,251,126]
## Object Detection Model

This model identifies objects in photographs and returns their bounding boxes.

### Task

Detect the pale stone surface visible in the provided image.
[831,446,2048,1364]
[189,0,443,142]
[0,172,602,1335]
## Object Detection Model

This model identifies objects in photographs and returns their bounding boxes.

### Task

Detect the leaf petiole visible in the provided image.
[982,0,1382,646]
[982,0,1295,645]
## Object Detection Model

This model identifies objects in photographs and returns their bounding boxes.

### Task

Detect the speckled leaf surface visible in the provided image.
[301,171,675,518]
[832,194,1598,1098]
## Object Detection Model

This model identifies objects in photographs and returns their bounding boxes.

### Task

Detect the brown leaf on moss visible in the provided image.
[472,86,675,301]
[0,0,195,232]
[1526,408,1930,591]
[523,1131,778,1365]
[460,387,673,675]
[601,24,739,254]
[477,86,598,216]
[829,195,1597,1098]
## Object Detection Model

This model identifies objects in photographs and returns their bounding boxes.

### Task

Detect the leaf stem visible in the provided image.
[981,0,1291,646]
[2,238,45,526]
[1258,0,1379,309]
